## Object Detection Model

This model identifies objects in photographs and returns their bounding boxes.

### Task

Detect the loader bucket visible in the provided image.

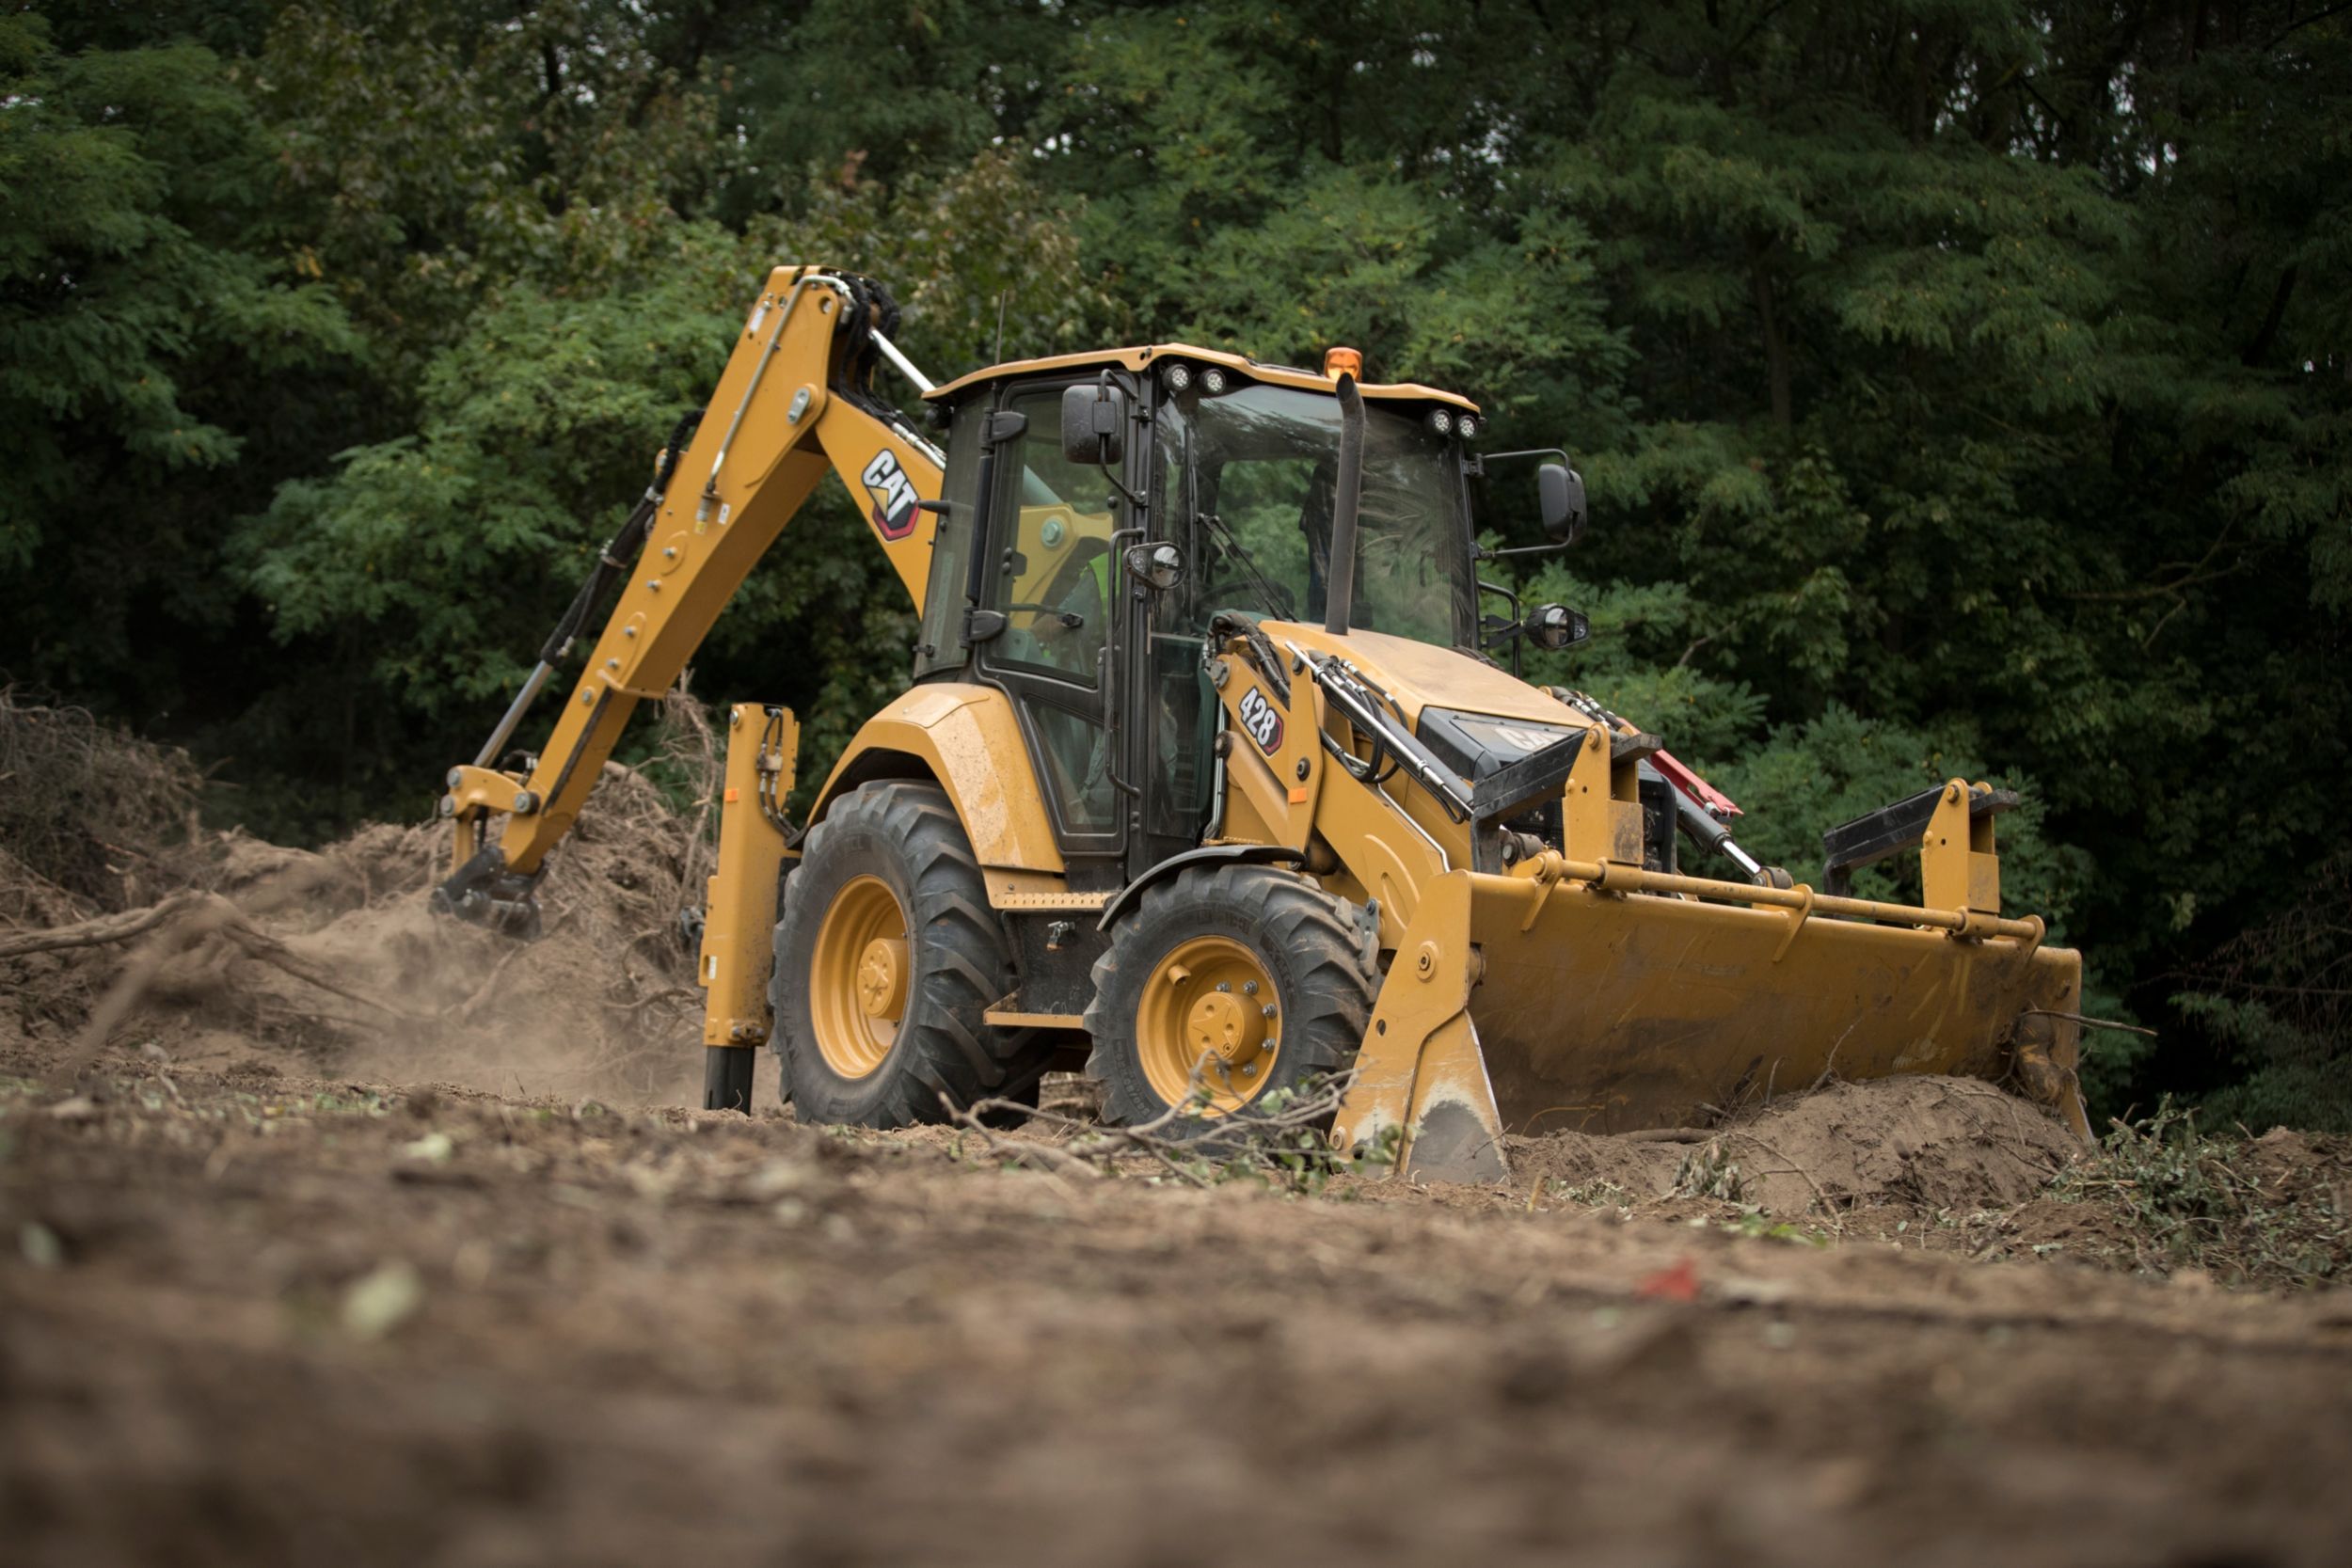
[1335,865,2088,1185]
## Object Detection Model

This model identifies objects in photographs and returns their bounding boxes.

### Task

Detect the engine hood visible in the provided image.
[1258,622,1587,734]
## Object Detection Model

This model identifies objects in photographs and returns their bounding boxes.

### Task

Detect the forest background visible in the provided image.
[5,0,2347,1127]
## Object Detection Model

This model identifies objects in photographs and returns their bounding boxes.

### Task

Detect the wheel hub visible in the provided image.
[1136,935,1280,1112]
[1184,990,1264,1063]
[855,936,908,1021]
[807,875,908,1079]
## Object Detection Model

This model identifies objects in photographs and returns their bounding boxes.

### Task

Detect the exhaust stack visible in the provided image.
[1323,371,1366,637]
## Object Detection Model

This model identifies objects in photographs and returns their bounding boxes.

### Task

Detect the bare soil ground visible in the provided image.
[8,1048,2352,1568]
[6,696,2350,1565]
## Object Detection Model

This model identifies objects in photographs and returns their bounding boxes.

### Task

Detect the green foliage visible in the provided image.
[241,246,752,715]
[2171,855,2352,1135]
[2053,1101,2347,1289]
[0,12,357,680]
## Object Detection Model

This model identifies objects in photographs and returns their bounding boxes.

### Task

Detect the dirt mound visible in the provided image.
[0,686,206,912]
[1,690,214,1051]
[1509,1075,2080,1221]
[2,694,723,1109]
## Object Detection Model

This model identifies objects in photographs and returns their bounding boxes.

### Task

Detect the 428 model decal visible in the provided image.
[1238,687,1284,753]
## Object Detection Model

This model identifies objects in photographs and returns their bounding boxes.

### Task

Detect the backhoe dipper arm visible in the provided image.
[435,267,944,931]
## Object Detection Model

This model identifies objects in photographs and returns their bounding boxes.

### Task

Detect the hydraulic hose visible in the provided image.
[470,409,702,769]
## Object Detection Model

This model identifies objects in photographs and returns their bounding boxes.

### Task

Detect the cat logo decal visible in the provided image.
[861,449,921,541]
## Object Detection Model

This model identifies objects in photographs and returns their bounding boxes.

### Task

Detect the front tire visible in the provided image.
[770,782,1049,1127]
[1083,866,1377,1129]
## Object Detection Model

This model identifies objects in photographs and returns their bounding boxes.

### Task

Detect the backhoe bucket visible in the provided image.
[1336,865,2088,1185]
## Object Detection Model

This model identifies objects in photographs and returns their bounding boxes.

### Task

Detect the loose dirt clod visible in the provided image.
[1505,1074,2079,1221]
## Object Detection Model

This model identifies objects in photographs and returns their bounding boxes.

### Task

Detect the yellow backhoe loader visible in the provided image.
[435,266,2090,1182]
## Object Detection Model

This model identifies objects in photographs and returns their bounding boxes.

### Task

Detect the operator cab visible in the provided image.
[913,344,1579,883]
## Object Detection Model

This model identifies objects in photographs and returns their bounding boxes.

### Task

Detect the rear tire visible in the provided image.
[770,782,1050,1127]
[1083,866,1377,1130]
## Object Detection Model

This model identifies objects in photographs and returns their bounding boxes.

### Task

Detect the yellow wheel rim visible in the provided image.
[1136,935,1280,1114]
[810,875,908,1078]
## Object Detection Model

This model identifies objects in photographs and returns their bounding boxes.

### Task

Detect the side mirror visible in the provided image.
[1525,603,1589,652]
[1062,383,1127,466]
[1124,542,1184,592]
[1537,463,1586,545]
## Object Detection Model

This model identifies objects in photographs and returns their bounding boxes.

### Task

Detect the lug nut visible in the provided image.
[1242,980,1258,995]
[1215,981,1231,993]
[1262,1005,1276,1019]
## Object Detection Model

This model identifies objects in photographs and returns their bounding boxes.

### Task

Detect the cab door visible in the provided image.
[974,381,1128,876]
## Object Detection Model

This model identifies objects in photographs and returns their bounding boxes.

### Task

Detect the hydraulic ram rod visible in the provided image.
[1293,644,1472,822]
[1671,787,1770,883]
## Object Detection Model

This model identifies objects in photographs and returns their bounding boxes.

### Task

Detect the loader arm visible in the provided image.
[435,267,944,931]
[1200,620,2089,1184]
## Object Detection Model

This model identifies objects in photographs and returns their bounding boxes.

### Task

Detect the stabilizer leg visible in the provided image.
[697,704,797,1110]
[1332,871,1510,1184]
[703,1046,755,1112]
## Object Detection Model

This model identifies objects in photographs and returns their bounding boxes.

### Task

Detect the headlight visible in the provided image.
[1200,366,1230,394]
[1163,363,1193,393]
[1428,408,1454,436]
[1456,415,1477,439]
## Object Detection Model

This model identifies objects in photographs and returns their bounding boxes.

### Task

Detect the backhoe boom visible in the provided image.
[434,268,942,931]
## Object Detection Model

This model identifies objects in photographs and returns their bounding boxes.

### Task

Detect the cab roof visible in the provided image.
[922,342,1480,414]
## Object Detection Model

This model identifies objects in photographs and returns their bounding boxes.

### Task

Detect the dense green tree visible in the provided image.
[0,12,356,689]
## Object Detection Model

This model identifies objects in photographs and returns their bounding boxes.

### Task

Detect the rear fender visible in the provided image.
[804,684,1065,874]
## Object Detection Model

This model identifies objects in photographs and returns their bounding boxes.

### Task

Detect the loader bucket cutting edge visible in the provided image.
[1336,869,2088,1185]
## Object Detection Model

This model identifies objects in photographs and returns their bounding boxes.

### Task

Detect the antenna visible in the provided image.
[993,290,1009,364]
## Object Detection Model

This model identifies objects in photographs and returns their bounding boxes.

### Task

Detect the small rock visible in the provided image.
[401,1132,454,1164]
[745,1161,816,1199]
[342,1261,425,1340]
[19,1222,64,1269]
[1720,1275,1794,1307]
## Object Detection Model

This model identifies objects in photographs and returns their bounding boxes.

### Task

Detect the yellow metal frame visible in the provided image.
[803,684,1067,878]
[446,265,2091,1175]
[697,704,796,1050]
[448,267,948,881]
[1201,619,2089,1182]
[925,342,1481,413]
